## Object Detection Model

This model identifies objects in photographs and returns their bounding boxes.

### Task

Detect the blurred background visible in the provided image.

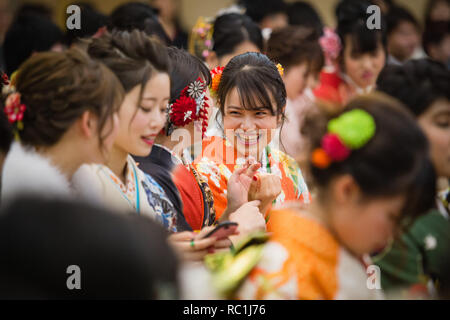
[0,0,429,35]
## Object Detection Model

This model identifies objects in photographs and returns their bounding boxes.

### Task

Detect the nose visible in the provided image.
[361,55,373,70]
[149,106,166,130]
[240,115,256,131]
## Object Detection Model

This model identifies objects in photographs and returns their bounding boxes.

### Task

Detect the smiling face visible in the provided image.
[223,87,280,158]
[114,72,170,157]
[387,21,420,62]
[343,35,386,89]
[418,98,450,178]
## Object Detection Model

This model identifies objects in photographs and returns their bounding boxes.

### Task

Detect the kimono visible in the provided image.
[313,67,373,110]
[1,142,73,204]
[236,208,384,300]
[373,190,450,298]
[73,155,178,233]
[191,136,310,221]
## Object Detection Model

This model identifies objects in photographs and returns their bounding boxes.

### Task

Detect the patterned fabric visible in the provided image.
[192,136,310,221]
[236,208,384,300]
[141,173,178,233]
[189,163,216,226]
[75,156,178,233]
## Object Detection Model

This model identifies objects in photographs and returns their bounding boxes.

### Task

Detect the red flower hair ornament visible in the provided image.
[2,72,26,140]
[166,77,210,138]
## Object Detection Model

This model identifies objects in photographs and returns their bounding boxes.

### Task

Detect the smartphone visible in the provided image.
[203,222,238,239]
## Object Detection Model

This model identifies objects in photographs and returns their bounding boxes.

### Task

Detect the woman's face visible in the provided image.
[387,21,420,62]
[331,193,405,256]
[418,98,450,178]
[343,36,386,89]
[283,63,308,100]
[223,87,280,158]
[114,72,170,157]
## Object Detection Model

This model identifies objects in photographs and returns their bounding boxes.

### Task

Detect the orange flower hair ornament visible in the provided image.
[166,77,210,138]
[311,109,376,169]
[2,72,26,141]
[209,66,224,97]
[276,63,284,76]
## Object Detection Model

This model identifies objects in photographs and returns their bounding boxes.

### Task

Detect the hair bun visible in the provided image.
[336,0,372,25]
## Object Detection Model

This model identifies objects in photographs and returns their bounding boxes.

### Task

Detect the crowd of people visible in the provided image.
[0,0,449,300]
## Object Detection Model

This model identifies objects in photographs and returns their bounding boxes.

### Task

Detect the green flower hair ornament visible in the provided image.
[327,109,376,149]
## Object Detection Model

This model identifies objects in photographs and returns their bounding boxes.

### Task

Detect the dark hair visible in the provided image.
[386,5,421,35]
[239,0,287,23]
[87,30,170,128]
[15,3,53,19]
[65,3,108,45]
[167,47,211,104]
[217,52,286,120]
[425,0,450,24]
[108,2,171,45]
[306,93,435,221]
[3,13,64,75]
[422,21,450,56]
[267,26,324,75]
[287,2,324,36]
[87,30,170,94]
[336,0,387,66]
[0,111,12,154]
[377,58,450,116]
[0,196,179,299]
[7,48,123,148]
[212,13,263,58]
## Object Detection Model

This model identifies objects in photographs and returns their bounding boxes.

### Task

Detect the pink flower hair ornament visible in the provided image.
[2,72,26,141]
[319,27,342,66]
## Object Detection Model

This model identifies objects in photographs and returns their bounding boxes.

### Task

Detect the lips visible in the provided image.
[362,71,374,80]
[235,132,261,146]
[141,134,157,146]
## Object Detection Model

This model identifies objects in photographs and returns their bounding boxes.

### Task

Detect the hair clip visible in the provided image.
[167,77,210,138]
[311,109,376,169]
[319,27,342,66]
[276,63,284,76]
[189,17,214,60]
[2,72,25,141]
[210,66,224,97]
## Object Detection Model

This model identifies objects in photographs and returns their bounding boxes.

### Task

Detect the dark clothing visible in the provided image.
[134,145,192,231]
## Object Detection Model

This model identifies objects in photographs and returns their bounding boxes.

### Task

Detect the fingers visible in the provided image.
[245,163,261,178]
[213,238,233,249]
[194,225,215,239]
[168,231,195,242]
[246,200,261,207]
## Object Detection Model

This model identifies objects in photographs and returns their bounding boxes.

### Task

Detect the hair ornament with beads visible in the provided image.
[166,77,210,138]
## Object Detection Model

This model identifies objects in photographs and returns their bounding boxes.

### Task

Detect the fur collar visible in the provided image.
[1,142,72,203]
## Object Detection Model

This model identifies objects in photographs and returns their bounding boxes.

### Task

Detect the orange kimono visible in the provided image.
[236,208,385,300]
[192,136,310,221]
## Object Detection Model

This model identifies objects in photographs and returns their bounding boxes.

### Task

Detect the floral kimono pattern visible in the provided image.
[236,208,384,300]
[75,156,178,233]
[192,136,310,221]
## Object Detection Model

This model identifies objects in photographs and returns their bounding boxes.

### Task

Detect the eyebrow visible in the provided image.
[227,105,271,111]
[141,97,170,101]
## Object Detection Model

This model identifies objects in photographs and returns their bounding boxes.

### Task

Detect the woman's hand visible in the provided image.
[168,226,237,262]
[248,173,282,215]
[223,158,261,220]
[229,200,266,243]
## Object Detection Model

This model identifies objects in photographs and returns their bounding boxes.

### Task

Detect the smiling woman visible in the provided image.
[72,30,191,233]
[193,52,311,221]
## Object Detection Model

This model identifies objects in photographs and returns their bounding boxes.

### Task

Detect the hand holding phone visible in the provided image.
[202,221,238,240]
